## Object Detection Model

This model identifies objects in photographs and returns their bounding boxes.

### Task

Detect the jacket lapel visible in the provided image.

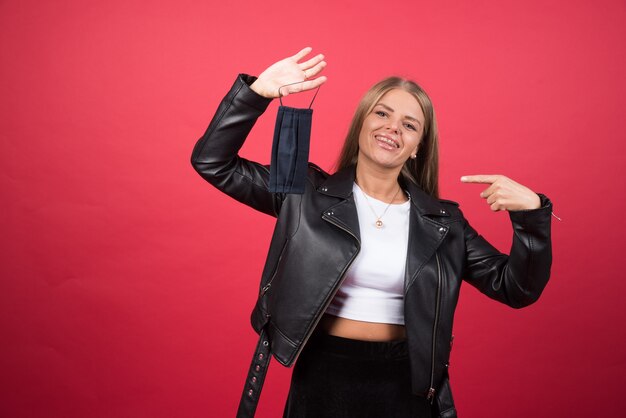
[317,166,361,242]
[404,181,451,292]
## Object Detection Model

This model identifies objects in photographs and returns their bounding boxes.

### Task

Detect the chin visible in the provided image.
[373,159,404,171]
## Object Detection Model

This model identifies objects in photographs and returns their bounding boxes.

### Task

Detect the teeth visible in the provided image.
[376,135,399,148]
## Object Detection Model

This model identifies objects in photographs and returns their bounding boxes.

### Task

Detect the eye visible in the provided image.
[404,123,417,131]
[375,110,387,117]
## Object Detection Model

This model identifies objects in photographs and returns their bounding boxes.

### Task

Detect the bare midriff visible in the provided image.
[319,313,406,342]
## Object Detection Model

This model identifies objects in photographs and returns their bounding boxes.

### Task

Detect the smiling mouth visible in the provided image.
[375,135,400,149]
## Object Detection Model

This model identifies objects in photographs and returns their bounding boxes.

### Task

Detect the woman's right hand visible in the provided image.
[250,47,327,99]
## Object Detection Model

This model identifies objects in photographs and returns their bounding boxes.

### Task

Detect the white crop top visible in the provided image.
[325,183,410,325]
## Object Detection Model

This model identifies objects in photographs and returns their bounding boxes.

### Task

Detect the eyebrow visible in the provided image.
[375,103,423,125]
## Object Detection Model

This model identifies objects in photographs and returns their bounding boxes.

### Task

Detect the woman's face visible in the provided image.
[357,88,425,172]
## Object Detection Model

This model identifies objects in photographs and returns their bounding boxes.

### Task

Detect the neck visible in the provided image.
[355,161,406,203]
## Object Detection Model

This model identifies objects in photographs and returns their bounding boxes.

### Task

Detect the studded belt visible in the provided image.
[236,329,271,417]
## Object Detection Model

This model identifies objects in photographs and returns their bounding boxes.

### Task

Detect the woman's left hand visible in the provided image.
[461,175,541,211]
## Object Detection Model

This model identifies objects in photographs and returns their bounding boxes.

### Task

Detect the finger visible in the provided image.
[460,175,500,184]
[292,47,313,62]
[281,76,327,97]
[480,182,499,199]
[306,75,327,90]
[490,202,502,212]
[299,54,325,71]
[486,192,499,205]
[304,60,327,79]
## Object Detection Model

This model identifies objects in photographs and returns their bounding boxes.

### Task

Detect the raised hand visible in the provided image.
[250,47,327,99]
[461,175,541,211]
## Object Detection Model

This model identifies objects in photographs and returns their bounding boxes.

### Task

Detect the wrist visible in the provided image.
[528,193,541,210]
[236,74,273,110]
[249,80,273,99]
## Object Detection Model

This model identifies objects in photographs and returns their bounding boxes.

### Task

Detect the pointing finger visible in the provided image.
[460,175,500,184]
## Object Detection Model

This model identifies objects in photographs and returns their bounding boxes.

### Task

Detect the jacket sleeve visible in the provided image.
[462,194,553,308]
[190,74,284,217]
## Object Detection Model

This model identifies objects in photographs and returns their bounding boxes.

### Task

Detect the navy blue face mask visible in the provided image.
[269,81,320,194]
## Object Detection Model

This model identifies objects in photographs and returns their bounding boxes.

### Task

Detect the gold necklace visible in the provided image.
[356,180,402,229]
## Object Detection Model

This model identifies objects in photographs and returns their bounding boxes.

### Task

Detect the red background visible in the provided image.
[1,1,625,417]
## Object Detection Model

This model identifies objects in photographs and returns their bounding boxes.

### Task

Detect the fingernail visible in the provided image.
[460,176,467,182]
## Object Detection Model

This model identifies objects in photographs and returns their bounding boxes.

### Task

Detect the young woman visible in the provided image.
[191,47,553,418]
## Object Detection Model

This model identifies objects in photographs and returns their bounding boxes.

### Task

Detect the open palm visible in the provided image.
[250,47,327,99]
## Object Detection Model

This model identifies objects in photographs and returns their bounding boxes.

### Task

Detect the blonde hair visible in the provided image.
[336,77,439,198]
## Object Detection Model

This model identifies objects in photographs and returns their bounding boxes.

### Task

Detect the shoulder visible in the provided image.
[436,197,464,223]
[306,162,331,187]
[438,198,460,208]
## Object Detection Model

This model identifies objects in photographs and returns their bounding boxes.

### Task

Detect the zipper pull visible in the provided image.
[260,283,271,296]
[427,387,435,403]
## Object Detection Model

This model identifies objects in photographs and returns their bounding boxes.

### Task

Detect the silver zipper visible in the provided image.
[427,252,443,403]
[260,240,289,297]
[260,282,272,295]
[290,215,360,365]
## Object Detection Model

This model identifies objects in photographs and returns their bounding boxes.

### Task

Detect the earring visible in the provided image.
[410,154,417,159]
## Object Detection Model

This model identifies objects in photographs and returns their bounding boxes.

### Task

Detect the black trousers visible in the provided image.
[283,332,435,418]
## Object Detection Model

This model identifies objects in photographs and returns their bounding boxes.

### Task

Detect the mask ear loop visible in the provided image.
[278,81,321,108]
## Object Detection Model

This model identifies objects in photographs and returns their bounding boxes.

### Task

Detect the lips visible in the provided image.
[375,134,400,149]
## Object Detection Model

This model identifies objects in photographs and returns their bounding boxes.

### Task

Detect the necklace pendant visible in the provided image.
[375,219,383,228]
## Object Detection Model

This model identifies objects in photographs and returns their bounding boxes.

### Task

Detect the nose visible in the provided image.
[386,118,401,133]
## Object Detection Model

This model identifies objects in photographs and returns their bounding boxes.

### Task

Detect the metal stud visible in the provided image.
[439,227,446,233]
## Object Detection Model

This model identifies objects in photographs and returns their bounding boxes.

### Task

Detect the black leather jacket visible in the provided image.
[191,74,553,417]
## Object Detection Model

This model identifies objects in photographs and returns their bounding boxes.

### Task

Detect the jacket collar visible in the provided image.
[317,165,449,217]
